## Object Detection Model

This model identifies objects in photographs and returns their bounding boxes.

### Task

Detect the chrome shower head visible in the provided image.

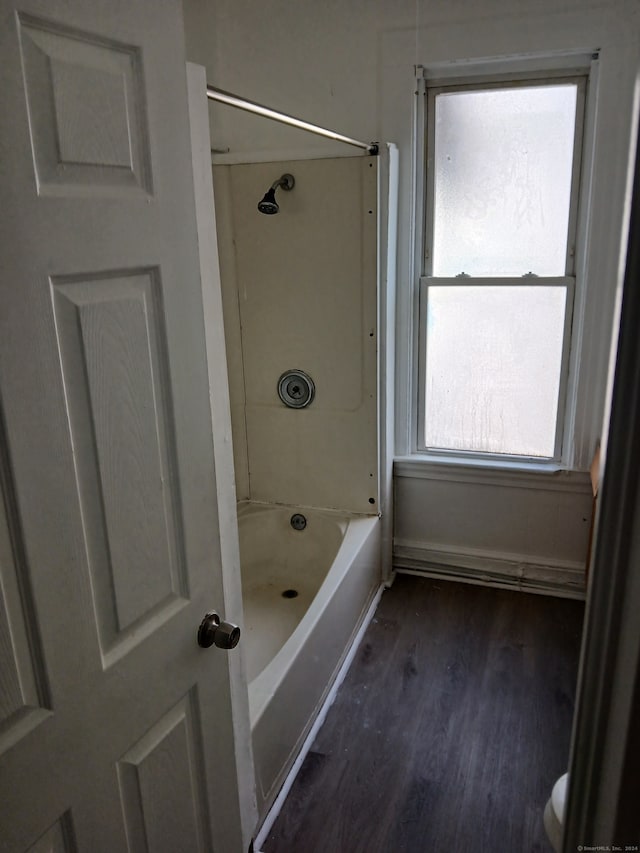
[258,173,295,214]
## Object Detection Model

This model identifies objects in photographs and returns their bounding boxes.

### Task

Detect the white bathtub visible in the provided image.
[237,501,381,820]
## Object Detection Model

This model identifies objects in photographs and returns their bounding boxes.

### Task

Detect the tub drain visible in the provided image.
[282,589,299,599]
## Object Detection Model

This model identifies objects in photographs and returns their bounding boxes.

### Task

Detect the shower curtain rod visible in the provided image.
[206,85,379,156]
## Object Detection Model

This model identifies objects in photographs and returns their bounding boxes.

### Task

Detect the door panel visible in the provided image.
[52,269,188,659]
[27,816,75,853]
[0,442,51,754]
[0,2,253,851]
[117,692,210,853]
[18,13,152,195]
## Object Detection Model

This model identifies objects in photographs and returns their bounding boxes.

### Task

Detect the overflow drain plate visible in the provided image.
[277,370,315,409]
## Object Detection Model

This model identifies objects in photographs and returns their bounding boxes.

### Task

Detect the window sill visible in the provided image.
[394,455,592,493]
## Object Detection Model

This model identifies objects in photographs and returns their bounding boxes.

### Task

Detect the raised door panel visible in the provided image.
[27,815,76,853]
[52,270,188,665]
[117,692,211,853]
[18,13,152,194]
[0,422,50,756]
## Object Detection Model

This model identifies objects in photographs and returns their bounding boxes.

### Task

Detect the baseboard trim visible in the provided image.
[393,540,586,600]
[253,582,386,852]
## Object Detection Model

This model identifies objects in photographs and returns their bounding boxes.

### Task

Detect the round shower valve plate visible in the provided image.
[278,370,315,409]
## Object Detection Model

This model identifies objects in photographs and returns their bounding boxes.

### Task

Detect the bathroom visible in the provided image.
[0,0,637,851]
[183,0,639,848]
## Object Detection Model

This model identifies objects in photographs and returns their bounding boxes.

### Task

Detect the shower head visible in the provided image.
[258,173,295,214]
[257,187,279,215]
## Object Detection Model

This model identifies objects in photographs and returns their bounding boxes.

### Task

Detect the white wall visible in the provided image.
[184,0,640,591]
[213,157,379,514]
[394,462,592,595]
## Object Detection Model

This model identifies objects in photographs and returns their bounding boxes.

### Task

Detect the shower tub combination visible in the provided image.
[237,501,381,819]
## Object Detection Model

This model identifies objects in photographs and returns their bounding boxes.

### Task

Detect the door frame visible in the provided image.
[187,62,257,849]
[563,110,640,848]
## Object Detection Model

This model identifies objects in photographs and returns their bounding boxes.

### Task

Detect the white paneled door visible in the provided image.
[0,2,253,852]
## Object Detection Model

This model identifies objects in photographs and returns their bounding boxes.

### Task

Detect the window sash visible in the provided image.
[423,75,587,279]
[417,276,575,461]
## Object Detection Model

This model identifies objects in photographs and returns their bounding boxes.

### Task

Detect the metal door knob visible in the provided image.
[197,611,240,649]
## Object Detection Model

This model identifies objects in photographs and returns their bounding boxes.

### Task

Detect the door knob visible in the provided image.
[197,611,240,649]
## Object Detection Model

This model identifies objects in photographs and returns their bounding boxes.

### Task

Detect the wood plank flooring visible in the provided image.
[263,574,584,853]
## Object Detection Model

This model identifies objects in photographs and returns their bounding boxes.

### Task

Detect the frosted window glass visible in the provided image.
[424,286,566,456]
[433,85,577,276]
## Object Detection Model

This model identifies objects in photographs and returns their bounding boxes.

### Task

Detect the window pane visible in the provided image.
[432,85,578,276]
[424,286,567,457]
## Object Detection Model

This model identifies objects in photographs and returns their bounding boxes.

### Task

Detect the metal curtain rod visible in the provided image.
[206,85,379,156]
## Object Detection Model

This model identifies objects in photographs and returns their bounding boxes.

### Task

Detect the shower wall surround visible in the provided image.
[213,156,378,514]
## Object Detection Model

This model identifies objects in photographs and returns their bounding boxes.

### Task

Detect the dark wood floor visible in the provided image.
[263,574,584,853]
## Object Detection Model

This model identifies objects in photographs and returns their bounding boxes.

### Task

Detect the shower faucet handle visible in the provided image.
[197,611,241,650]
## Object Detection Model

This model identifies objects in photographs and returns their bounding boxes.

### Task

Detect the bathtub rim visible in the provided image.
[240,504,380,728]
[236,498,377,525]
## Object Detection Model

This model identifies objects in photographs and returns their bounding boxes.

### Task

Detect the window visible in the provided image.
[418,75,586,461]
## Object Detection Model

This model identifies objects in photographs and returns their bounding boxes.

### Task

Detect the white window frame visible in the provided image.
[415,68,589,465]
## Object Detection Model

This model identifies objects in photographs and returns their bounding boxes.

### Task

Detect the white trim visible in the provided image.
[394,540,586,598]
[565,77,588,276]
[420,50,595,84]
[253,583,386,852]
[211,145,365,166]
[561,57,600,470]
[397,74,425,456]
[396,567,585,601]
[564,82,640,848]
[186,63,258,849]
[394,457,592,493]
[378,144,399,582]
[422,276,574,287]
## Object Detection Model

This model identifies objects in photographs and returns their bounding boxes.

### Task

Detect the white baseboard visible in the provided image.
[253,582,385,852]
[393,539,586,599]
